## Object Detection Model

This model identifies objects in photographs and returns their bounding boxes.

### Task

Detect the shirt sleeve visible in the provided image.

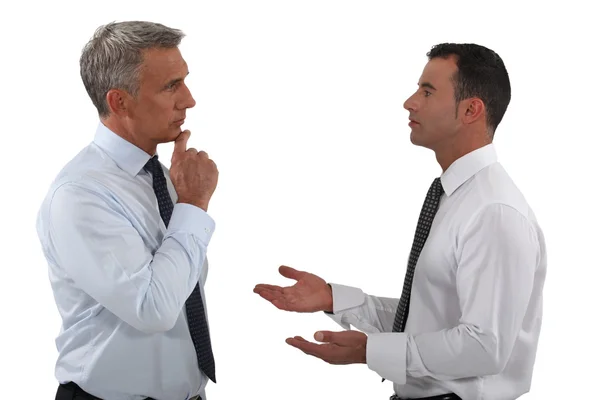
[47,181,215,333]
[325,283,400,334]
[366,203,541,383]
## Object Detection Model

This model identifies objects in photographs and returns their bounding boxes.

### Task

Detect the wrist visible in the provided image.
[324,284,333,313]
[360,343,367,364]
[177,198,209,211]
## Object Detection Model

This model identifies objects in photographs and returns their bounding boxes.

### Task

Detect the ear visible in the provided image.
[461,98,485,125]
[105,89,131,117]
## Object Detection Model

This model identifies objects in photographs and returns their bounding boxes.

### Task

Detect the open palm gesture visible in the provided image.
[253,266,333,313]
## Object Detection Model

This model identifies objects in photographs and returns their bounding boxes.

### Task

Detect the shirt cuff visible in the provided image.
[329,283,366,313]
[167,203,216,246]
[366,332,407,384]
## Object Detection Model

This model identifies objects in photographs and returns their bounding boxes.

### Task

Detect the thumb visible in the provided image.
[278,265,304,281]
[314,330,364,346]
[173,130,191,154]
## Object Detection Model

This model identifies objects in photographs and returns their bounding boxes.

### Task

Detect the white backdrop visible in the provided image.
[0,1,598,399]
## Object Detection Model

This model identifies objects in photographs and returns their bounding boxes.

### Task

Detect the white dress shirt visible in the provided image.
[327,144,547,400]
[36,122,215,400]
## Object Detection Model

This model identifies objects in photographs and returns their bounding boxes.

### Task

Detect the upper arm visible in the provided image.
[49,181,152,289]
[47,182,189,332]
[456,203,540,359]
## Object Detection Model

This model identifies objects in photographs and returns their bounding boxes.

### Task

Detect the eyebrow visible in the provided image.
[419,82,437,91]
[164,71,190,89]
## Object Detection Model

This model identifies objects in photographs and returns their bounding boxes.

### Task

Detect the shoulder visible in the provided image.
[38,144,128,220]
[452,163,544,246]
[460,163,538,224]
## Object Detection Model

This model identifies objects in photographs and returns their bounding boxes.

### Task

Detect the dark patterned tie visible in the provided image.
[392,177,444,333]
[144,155,217,383]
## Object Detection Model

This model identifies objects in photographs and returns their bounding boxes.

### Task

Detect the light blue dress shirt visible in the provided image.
[36,122,216,400]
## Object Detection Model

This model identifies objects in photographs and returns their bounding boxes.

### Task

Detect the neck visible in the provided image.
[434,130,492,172]
[102,117,156,156]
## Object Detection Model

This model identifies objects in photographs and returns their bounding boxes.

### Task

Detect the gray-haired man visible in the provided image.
[36,21,218,400]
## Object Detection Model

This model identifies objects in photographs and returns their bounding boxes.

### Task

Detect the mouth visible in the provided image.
[408,119,420,127]
[173,118,186,125]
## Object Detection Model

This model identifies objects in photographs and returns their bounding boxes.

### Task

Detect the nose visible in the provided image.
[403,92,417,112]
[178,82,196,109]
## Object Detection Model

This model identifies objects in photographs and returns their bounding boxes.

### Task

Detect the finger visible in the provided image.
[253,286,285,298]
[254,289,284,303]
[286,337,329,359]
[253,290,297,312]
[314,330,334,343]
[314,330,365,346]
[286,337,315,350]
[197,150,208,159]
[173,130,190,153]
[253,284,284,293]
[279,265,304,281]
[187,147,198,154]
[287,336,309,344]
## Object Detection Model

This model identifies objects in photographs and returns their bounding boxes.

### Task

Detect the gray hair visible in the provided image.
[80,21,185,118]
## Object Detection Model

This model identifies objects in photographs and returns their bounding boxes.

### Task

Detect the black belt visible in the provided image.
[57,382,156,400]
[390,393,461,400]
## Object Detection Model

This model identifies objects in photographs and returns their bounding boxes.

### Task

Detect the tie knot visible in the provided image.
[430,177,444,198]
[144,155,162,175]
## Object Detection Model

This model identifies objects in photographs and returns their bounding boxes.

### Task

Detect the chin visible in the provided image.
[409,131,432,150]
[153,130,180,144]
[409,130,422,145]
[167,126,183,139]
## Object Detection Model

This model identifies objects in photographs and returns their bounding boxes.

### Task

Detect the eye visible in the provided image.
[424,90,432,97]
[165,81,181,91]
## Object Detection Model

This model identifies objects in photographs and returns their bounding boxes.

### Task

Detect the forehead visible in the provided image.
[139,47,188,83]
[419,56,458,88]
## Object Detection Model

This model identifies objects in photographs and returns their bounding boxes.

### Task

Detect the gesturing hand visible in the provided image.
[286,330,367,365]
[253,266,333,313]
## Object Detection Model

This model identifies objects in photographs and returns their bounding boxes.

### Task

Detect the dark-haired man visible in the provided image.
[254,43,547,399]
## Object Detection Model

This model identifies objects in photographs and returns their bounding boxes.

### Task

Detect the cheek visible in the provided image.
[145,103,174,124]
[132,99,158,122]
[421,107,452,135]
[435,105,456,124]
[139,94,173,113]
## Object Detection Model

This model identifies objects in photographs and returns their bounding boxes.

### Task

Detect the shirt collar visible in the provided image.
[440,143,498,196]
[93,122,153,177]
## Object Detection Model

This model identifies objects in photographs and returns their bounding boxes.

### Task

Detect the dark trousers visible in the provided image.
[390,393,461,400]
[56,382,153,400]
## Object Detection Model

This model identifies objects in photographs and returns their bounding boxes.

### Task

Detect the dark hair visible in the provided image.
[427,43,511,136]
